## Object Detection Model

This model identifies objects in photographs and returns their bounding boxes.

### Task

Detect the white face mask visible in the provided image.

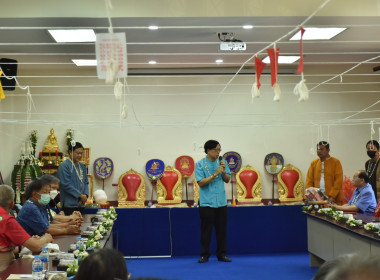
[50,190,59,199]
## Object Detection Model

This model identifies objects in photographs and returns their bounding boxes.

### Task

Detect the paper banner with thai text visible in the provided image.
[95,33,127,79]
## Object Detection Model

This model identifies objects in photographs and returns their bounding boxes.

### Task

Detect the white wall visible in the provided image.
[0,68,378,201]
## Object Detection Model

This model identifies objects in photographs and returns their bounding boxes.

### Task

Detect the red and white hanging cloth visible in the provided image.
[267,46,281,101]
[293,27,310,102]
[251,56,266,102]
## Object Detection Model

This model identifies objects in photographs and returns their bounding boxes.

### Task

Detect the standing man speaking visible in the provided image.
[305,141,343,204]
[195,140,231,263]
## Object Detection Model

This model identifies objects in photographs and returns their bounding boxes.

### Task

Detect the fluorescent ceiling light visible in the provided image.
[242,25,253,29]
[149,60,157,64]
[48,29,96,43]
[215,59,223,63]
[72,59,97,66]
[262,56,300,64]
[148,26,159,30]
[290,27,346,40]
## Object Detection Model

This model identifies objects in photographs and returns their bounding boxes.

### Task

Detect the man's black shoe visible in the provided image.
[217,256,232,262]
[198,256,209,263]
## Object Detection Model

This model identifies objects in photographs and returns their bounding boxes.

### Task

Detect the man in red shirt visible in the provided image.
[0,185,53,273]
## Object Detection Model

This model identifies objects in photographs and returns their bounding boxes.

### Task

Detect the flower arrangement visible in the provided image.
[73,249,89,260]
[66,129,74,151]
[364,222,379,231]
[346,217,362,227]
[85,238,101,249]
[302,205,314,212]
[90,229,103,241]
[104,207,118,220]
[67,259,79,277]
[102,219,114,230]
[334,211,345,223]
[29,130,38,156]
[325,207,336,219]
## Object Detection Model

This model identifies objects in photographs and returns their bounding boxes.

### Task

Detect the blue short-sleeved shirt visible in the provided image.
[348,183,377,215]
[16,199,50,236]
[58,159,89,208]
[195,157,231,208]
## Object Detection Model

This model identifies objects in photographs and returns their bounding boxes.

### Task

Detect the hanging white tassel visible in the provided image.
[114,81,123,100]
[273,83,281,101]
[293,78,309,102]
[371,121,375,137]
[106,59,119,84]
[251,83,260,103]
[121,104,128,119]
[253,82,261,97]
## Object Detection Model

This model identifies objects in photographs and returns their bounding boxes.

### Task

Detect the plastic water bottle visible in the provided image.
[148,201,152,208]
[40,247,49,278]
[32,255,42,280]
[76,237,86,250]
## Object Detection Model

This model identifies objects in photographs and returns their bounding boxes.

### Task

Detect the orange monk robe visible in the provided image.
[305,157,344,204]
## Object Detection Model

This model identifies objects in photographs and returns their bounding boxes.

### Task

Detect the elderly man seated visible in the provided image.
[0,185,53,273]
[330,170,377,215]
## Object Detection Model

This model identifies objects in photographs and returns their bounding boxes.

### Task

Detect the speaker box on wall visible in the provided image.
[0,58,18,91]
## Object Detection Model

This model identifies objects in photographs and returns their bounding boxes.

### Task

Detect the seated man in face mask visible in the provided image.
[17,178,81,236]
[40,175,82,225]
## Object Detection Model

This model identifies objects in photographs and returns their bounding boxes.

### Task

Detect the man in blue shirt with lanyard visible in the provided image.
[330,170,377,215]
[195,140,231,263]
[58,142,89,216]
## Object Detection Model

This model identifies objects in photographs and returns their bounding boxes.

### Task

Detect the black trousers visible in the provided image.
[199,206,228,258]
[62,206,85,216]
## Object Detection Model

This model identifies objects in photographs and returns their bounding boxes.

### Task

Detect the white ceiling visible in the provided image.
[1,0,380,128]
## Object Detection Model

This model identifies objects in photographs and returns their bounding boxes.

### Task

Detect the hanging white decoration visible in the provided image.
[114,81,123,100]
[293,73,309,102]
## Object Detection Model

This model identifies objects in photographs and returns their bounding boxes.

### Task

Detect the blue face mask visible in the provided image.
[37,192,51,206]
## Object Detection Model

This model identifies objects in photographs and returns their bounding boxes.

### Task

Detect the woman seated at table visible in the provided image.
[17,178,81,236]
[0,185,53,273]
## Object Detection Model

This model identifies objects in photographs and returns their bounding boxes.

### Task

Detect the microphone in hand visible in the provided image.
[219,156,223,164]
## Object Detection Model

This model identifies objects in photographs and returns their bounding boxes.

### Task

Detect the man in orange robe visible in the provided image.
[305,141,344,204]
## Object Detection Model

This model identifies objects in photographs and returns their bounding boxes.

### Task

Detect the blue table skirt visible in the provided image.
[87,205,307,257]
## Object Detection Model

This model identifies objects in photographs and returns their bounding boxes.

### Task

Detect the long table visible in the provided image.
[0,215,114,280]
[305,212,380,267]
[107,205,307,257]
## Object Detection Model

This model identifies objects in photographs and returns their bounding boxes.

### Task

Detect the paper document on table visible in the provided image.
[7,274,32,279]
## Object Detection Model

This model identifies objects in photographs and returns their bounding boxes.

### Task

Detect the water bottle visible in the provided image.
[32,255,42,280]
[76,237,86,250]
[40,247,49,278]
[148,201,152,208]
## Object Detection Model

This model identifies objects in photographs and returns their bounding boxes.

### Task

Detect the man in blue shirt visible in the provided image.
[195,140,231,263]
[331,170,377,215]
[58,142,89,215]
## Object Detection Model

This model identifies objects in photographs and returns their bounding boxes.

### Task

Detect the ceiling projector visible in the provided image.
[220,42,246,51]
[217,32,246,51]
